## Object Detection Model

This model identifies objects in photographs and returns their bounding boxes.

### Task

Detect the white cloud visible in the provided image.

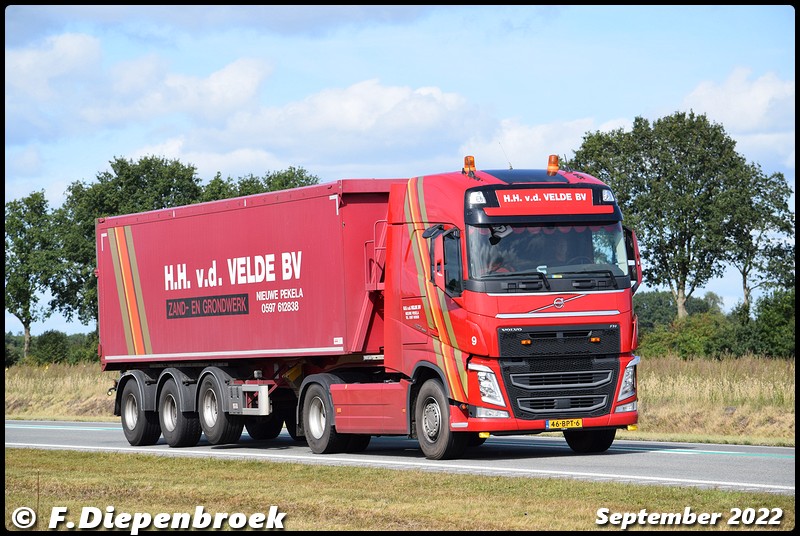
[109,54,169,94]
[682,67,795,191]
[133,136,285,179]
[4,33,102,100]
[733,131,796,172]
[461,117,600,169]
[81,57,272,127]
[683,67,795,133]
[205,79,479,163]
[5,145,43,178]
[168,58,272,119]
[5,33,104,144]
[271,79,469,134]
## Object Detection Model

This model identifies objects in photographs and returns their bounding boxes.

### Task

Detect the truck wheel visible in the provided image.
[415,379,468,460]
[245,413,283,440]
[302,383,348,454]
[198,376,243,445]
[120,380,161,446]
[564,429,616,453]
[158,378,201,448]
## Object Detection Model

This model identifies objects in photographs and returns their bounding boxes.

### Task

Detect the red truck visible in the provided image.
[98,155,642,460]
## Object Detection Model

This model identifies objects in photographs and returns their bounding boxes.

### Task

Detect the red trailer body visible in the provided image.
[98,156,643,459]
[97,180,399,365]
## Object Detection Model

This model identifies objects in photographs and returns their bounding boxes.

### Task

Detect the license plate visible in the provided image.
[546,418,583,430]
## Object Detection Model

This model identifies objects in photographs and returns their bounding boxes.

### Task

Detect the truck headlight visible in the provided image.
[468,363,506,407]
[617,355,639,402]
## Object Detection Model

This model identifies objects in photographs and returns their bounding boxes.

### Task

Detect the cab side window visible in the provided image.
[443,230,463,296]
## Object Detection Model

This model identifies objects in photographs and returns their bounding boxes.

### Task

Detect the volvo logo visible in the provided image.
[526,293,586,315]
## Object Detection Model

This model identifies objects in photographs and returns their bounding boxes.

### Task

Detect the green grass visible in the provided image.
[5,449,795,531]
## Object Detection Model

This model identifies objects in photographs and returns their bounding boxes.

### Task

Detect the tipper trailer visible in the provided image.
[99,155,642,460]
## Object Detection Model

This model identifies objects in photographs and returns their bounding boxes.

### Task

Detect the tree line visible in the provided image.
[5,111,795,364]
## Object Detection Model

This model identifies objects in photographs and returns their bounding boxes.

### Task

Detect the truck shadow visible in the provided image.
[205,433,662,461]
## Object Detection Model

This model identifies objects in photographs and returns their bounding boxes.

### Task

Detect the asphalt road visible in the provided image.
[5,420,794,496]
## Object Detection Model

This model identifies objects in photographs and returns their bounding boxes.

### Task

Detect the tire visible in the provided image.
[198,376,243,445]
[120,380,161,446]
[158,378,201,448]
[245,412,284,440]
[283,404,306,444]
[564,428,617,454]
[302,383,348,454]
[415,379,468,460]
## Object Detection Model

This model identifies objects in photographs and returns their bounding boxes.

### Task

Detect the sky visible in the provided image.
[4,5,796,336]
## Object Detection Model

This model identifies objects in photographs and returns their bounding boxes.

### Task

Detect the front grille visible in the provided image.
[517,395,607,415]
[499,353,619,420]
[510,370,612,390]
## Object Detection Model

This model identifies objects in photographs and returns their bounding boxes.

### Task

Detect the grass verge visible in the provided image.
[5,448,795,531]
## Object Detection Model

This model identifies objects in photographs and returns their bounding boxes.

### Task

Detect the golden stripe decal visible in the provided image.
[405,177,468,401]
[109,226,151,355]
[123,226,153,354]
[107,228,135,354]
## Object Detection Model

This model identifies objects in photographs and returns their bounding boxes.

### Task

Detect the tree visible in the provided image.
[31,329,70,365]
[261,166,320,192]
[231,167,321,197]
[634,289,724,337]
[566,111,748,318]
[49,156,203,325]
[632,290,675,337]
[5,192,56,358]
[721,161,795,314]
[5,331,24,367]
[200,167,320,201]
[199,172,238,202]
[752,288,795,358]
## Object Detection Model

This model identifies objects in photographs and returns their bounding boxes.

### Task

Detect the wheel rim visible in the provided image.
[123,394,138,430]
[421,396,441,443]
[201,388,218,428]
[307,396,326,440]
[162,393,178,432]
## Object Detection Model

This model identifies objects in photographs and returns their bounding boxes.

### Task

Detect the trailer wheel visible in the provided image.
[245,413,283,440]
[303,383,348,454]
[158,378,201,448]
[198,376,243,445]
[564,428,616,454]
[415,379,468,460]
[120,380,161,446]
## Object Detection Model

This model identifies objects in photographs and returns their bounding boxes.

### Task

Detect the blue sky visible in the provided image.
[5,5,796,335]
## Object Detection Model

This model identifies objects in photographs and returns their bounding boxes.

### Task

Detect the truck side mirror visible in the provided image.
[624,225,642,294]
[422,225,445,283]
[422,225,463,296]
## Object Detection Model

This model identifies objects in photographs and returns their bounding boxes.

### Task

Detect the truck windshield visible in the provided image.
[466,222,630,280]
